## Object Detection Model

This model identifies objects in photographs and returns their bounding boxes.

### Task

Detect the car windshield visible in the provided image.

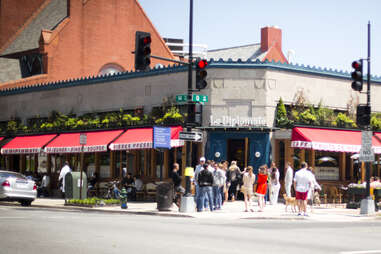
[0,172,27,180]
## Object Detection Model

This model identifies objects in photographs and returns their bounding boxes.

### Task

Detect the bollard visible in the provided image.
[120,188,128,209]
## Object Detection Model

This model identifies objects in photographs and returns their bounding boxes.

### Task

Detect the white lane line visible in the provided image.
[340,250,381,254]
[0,217,26,219]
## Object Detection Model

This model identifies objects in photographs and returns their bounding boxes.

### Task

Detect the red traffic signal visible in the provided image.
[197,59,208,69]
[135,31,151,71]
[351,60,363,92]
[196,59,208,90]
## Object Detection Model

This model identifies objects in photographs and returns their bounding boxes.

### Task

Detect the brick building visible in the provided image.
[0,0,175,89]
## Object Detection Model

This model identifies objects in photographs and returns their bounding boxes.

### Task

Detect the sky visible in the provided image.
[138,0,381,76]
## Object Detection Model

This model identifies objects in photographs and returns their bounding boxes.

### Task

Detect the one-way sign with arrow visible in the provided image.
[179,131,203,142]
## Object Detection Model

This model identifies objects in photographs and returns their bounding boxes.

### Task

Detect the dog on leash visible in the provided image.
[313,191,321,206]
[283,194,297,213]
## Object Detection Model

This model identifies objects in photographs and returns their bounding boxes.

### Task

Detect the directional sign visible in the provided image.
[359,130,375,162]
[179,131,203,142]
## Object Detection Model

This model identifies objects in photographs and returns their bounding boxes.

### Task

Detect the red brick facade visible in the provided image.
[0,0,175,89]
[0,0,46,51]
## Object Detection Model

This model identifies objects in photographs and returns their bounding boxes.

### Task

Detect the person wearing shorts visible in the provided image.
[293,162,312,216]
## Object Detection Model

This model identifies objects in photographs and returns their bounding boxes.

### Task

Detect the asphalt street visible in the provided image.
[0,206,381,254]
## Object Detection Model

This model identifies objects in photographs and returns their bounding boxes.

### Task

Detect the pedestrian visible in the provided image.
[58,161,72,199]
[241,166,255,212]
[194,157,207,211]
[307,166,321,212]
[269,162,280,205]
[222,160,229,203]
[227,161,240,201]
[212,163,226,210]
[171,163,185,194]
[284,162,294,197]
[255,165,268,212]
[197,164,214,212]
[293,162,312,216]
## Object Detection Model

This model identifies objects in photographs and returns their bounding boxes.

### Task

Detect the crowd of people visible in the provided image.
[179,156,321,215]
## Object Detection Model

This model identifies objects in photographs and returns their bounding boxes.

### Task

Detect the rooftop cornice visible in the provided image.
[1,59,380,96]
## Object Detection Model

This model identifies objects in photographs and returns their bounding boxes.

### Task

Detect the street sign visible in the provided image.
[176,94,187,102]
[179,131,203,142]
[153,126,171,149]
[79,133,87,145]
[192,94,208,103]
[176,94,208,103]
[359,130,375,162]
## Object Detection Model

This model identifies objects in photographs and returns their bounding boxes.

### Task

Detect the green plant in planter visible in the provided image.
[275,97,290,127]
[334,113,356,128]
[299,109,317,125]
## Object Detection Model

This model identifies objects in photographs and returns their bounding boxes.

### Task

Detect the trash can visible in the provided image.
[156,182,174,211]
[65,172,87,199]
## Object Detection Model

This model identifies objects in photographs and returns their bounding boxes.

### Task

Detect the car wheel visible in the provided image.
[20,200,32,206]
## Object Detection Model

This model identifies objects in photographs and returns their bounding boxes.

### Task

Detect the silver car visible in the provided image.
[0,170,37,206]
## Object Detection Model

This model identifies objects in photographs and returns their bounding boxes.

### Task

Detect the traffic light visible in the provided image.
[351,60,363,91]
[135,31,151,71]
[188,102,203,126]
[195,59,208,89]
[356,104,370,127]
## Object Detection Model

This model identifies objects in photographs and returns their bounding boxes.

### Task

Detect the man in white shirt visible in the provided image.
[58,161,72,198]
[293,162,312,216]
[284,162,294,197]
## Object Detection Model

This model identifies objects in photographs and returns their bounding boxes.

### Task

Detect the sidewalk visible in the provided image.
[1,198,380,221]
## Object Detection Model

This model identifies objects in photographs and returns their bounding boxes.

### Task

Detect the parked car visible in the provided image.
[0,170,37,206]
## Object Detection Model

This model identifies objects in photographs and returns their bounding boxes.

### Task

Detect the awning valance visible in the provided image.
[291,127,381,154]
[109,126,184,151]
[44,130,124,154]
[1,134,57,154]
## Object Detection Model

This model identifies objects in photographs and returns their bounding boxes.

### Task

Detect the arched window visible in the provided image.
[98,63,124,76]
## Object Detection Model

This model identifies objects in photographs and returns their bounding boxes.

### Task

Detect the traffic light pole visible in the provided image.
[365,21,371,199]
[185,0,193,196]
[360,21,375,215]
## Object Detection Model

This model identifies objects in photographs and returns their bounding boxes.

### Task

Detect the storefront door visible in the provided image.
[227,139,245,169]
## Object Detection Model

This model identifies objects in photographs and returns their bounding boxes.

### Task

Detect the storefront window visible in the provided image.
[126,152,135,175]
[25,155,36,172]
[314,151,339,180]
[99,152,110,179]
[85,153,95,177]
[293,149,301,170]
[114,151,126,178]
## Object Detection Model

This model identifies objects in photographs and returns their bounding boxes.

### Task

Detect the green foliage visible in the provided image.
[155,106,184,125]
[334,113,356,128]
[299,109,317,125]
[275,97,290,127]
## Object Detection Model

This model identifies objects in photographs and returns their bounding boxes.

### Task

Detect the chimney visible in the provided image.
[261,26,282,53]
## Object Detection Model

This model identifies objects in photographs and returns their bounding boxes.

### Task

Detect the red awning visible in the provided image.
[109,126,184,151]
[1,134,57,154]
[291,127,381,153]
[170,126,184,148]
[44,130,124,153]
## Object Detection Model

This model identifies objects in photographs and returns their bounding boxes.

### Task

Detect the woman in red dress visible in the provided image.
[255,165,268,212]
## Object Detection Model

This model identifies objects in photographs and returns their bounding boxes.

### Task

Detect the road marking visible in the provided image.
[340,251,381,254]
[0,217,26,219]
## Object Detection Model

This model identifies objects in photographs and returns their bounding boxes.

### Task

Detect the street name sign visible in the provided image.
[79,133,87,145]
[179,131,203,142]
[192,94,208,103]
[359,130,375,162]
[176,94,208,103]
[176,94,187,102]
